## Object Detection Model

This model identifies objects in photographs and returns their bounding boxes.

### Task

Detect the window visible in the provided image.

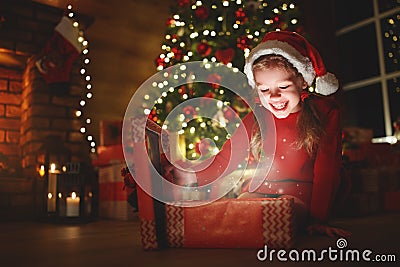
[335,0,400,139]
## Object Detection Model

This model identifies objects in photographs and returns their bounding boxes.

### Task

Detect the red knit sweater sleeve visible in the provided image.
[194,112,255,186]
[310,98,343,222]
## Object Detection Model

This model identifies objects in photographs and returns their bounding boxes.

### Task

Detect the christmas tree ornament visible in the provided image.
[177,0,190,7]
[155,56,166,68]
[237,35,251,50]
[171,47,183,60]
[195,6,210,20]
[196,41,212,57]
[166,17,175,26]
[235,8,248,24]
[183,105,197,120]
[215,48,235,64]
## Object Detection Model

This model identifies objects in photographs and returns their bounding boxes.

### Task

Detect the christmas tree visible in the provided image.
[150,0,303,160]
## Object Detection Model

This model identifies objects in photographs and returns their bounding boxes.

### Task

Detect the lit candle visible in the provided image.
[66,192,80,217]
[38,165,45,177]
[49,163,56,173]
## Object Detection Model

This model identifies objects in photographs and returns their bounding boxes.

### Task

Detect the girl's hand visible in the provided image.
[307,224,352,238]
[163,160,197,186]
[171,166,197,186]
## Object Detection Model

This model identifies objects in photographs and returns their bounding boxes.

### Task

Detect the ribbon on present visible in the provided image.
[130,116,148,143]
[165,205,184,247]
[139,218,158,250]
[261,198,295,248]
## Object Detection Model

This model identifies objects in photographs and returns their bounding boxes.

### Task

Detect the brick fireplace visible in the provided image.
[0,0,94,220]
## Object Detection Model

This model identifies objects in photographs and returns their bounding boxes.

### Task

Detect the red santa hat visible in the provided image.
[244,31,339,96]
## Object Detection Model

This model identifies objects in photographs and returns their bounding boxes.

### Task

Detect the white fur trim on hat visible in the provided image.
[244,40,315,89]
[315,72,339,96]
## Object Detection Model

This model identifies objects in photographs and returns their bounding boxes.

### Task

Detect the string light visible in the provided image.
[67,4,97,154]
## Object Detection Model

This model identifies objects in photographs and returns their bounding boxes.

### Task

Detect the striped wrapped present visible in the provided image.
[129,117,296,250]
[165,198,295,249]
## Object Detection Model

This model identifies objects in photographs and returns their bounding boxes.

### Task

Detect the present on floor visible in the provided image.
[92,118,136,220]
[128,116,296,250]
[97,163,136,220]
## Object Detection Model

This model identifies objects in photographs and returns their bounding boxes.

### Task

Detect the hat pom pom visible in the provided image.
[315,72,339,96]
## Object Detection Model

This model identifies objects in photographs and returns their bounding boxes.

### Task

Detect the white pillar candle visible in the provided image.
[66,192,80,217]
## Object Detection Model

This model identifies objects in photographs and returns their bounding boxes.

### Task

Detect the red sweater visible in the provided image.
[194,96,342,222]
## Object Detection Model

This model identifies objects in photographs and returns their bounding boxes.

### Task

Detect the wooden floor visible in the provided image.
[1,212,399,267]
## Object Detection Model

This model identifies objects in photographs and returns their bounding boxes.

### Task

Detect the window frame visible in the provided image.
[335,0,400,138]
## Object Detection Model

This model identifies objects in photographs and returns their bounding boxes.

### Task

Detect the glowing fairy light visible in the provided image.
[67,4,97,153]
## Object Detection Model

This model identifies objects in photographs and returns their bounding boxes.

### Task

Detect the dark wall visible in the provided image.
[297,0,338,74]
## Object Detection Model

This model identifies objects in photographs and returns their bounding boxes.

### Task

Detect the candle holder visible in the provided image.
[36,135,71,219]
[36,135,96,223]
[55,162,96,223]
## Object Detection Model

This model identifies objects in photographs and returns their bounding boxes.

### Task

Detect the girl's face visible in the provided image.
[254,67,307,119]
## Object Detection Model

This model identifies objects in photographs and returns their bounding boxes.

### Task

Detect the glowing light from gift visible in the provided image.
[48,193,53,199]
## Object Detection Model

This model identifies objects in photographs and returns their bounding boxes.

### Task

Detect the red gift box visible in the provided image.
[92,145,125,166]
[129,117,296,250]
[98,163,135,220]
[165,198,295,249]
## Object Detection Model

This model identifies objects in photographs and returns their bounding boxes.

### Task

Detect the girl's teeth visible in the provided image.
[272,102,286,109]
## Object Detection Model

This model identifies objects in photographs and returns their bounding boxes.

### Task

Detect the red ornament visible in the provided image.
[171,47,183,60]
[178,85,186,96]
[183,105,197,119]
[237,35,252,50]
[195,6,209,20]
[207,73,222,89]
[166,18,175,26]
[215,48,235,64]
[177,0,190,7]
[155,56,166,67]
[196,41,212,57]
[171,34,178,41]
[235,8,248,24]
[200,91,216,106]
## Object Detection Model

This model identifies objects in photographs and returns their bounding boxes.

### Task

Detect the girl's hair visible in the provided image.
[250,54,324,158]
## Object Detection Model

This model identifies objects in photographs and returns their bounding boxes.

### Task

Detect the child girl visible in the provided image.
[168,31,351,238]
